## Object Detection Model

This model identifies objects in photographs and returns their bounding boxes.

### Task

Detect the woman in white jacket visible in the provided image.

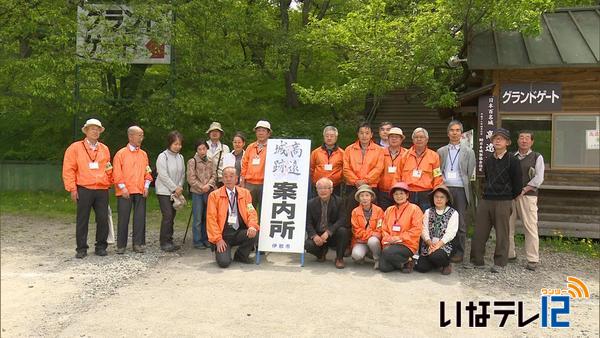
[156,131,186,252]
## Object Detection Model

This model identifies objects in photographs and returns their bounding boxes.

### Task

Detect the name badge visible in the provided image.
[324,164,333,171]
[252,157,260,166]
[412,169,422,178]
[387,166,397,173]
[89,162,99,170]
[228,214,238,225]
[446,171,458,180]
[392,225,401,232]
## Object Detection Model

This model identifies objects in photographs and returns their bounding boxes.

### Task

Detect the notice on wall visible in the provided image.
[586,130,599,150]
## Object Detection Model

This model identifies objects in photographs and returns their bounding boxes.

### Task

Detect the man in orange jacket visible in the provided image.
[62,118,113,259]
[207,166,260,268]
[240,120,271,217]
[343,122,384,217]
[400,127,443,211]
[113,126,153,254]
[377,127,407,211]
[310,125,344,197]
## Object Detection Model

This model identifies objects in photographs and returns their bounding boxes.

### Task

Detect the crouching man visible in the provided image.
[207,166,260,268]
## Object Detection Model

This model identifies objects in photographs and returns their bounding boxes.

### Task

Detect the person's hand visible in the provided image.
[216,239,227,253]
[70,190,78,202]
[175,187,183,196]
[247,227,257,239]
[121,187,130,199]
[143,188,149,198]
[355,180,366,187]
[313,235,324,247]
[391,236,402,244]
[521,186,534,196]
[239,177,245,188]
[202,185,210,193]
[320,231,330,242]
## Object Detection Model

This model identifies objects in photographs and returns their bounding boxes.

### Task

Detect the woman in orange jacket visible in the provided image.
[350,185,384,269]
[379,182,424,273]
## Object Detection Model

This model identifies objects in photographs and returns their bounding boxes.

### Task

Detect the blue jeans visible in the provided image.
[191,192,209,245]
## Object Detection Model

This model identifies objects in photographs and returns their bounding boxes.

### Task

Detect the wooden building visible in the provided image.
[371,7,600,238]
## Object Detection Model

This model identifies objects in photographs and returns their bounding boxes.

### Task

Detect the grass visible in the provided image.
[0,190,192,231]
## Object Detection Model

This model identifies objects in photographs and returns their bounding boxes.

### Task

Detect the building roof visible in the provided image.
[468,7,600,69]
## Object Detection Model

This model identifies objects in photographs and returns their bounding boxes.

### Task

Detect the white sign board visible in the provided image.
[586,130,599,150]
[258,139,311,253]
[461,129,474,150]
[77,4,171,64]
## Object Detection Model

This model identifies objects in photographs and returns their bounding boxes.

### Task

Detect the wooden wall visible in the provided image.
[492,68,600,111]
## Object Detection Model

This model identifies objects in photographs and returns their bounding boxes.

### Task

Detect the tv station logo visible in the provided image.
[440,276,590,328]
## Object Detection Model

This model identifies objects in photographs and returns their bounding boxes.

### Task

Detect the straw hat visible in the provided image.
[354,184,376,202]
[81,118,105,133]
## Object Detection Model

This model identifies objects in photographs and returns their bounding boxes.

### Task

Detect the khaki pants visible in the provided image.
[508,195,539,263]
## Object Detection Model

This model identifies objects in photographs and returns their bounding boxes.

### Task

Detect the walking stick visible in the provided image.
[182,208,193,244]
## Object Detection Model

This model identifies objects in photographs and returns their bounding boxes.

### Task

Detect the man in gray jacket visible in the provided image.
[437,120,476,263]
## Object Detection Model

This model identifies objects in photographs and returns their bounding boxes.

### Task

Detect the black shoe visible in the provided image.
[75,251,87,259]
[133,245,145,253]
[161,243,180,252]
[94,248,108,256]
[234,254,253,264]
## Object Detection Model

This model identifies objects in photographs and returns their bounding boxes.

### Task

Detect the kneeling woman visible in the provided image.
[379,182,424,273]
[351,185,385,269]
[416,185,458,275]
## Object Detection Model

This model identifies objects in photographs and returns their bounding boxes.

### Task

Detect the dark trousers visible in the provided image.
[415,249,450,272]
[75,186,109,253]
[305,226,350,260]
[117,194,147,248]
[376,190,394,212]
[379,244,413,273]
[470,199,512,267]
[245,183,263,219]
[448,187,468,259]
[409,190,432,212]
[215,226,258,268]
[158,194,177,246]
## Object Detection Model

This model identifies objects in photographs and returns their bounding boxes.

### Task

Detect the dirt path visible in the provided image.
[1,214,598,337]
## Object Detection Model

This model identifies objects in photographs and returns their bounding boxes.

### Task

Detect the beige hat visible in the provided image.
[388,127,405,139]
[254,120,271,131]
[206,122,224,134]
[81,118,105,133]
[354,184,376,202]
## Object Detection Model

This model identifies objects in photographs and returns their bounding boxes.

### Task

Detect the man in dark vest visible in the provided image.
[469,128,522,273]
[508,130,545,271]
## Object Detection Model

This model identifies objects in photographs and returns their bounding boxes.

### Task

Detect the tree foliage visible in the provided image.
[0,0,595,161]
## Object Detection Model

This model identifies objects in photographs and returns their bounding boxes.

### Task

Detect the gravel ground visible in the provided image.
[1,214,598,337]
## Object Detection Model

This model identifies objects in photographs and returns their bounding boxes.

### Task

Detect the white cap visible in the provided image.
[81,118,105,133]
[254,120,271,131]
[388,127,405,139]
[222,153,236,169]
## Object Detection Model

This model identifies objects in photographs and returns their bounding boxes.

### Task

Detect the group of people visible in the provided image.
[63,117,544,274]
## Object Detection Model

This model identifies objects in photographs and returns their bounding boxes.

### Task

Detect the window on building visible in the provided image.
[553,114,600,169]
[501,115,552,164]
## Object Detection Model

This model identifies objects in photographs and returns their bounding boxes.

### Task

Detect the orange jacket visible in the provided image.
[310,145,344,186]
[206,186,260,244]
[112,145,153,196]
[378,147,407,192]
[381,202,423,253]
[351,204,384,246]
[62,139,112,192]
[343,140,384,187]
[400,147,443,192]
[240,141,267,184]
